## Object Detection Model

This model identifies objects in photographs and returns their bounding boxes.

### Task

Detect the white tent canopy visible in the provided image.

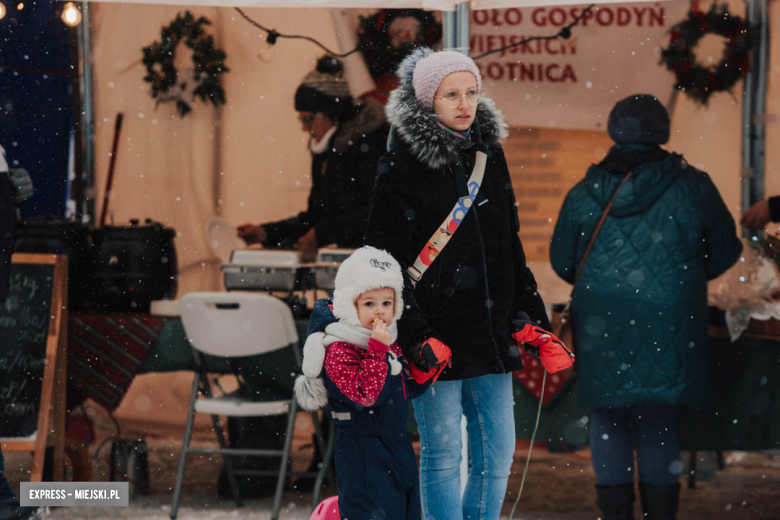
[70,0,667,10]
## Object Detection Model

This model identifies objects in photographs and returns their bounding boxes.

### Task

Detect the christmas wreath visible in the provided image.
[142,11,228,117]
[357,9,442,81]
[660,4,754,106]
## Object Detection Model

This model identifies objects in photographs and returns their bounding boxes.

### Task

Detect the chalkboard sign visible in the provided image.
[0,253,67,482]
[0,262,55,438]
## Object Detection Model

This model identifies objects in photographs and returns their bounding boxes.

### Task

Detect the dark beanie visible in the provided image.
[294,56,354,122]
[607,94,670,145]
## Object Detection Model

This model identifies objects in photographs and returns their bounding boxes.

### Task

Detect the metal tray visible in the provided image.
[221,250,301,291]
[313,248,354,291]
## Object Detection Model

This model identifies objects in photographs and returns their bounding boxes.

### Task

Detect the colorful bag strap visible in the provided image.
[408,151,488,287]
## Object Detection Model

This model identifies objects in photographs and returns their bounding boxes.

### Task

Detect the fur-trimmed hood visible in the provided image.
[385,83,508,170]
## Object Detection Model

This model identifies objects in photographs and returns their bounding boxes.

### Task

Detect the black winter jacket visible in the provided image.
[264,100,389,249]
[364,84,550,380]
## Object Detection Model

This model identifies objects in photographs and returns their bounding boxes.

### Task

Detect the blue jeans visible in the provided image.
[590,404,681,486]
[413,373,515,520]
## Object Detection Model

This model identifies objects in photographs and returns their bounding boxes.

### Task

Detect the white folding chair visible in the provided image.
[170,292,334,520]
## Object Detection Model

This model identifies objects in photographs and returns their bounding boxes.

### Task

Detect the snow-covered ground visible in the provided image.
[5,429,779,520]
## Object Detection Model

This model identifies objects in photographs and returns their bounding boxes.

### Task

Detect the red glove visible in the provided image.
[408,338,452,385]
[511,314,574,374]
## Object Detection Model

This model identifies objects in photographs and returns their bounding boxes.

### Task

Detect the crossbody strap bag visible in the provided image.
[407,151,488,287]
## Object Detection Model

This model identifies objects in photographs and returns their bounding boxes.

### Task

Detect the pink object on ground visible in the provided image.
[309,495,340,520]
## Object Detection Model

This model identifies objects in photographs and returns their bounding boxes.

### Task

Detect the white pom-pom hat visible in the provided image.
[332,246,404,327]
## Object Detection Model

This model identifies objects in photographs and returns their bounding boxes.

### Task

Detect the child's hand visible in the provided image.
[370,318,393,346]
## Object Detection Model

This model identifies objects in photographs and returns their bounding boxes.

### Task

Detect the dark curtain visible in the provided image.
[0,1,73,217]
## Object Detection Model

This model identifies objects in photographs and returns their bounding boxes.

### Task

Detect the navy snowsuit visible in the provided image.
[308,300,427,520]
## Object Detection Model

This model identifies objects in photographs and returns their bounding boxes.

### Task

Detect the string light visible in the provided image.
[16,2,22,10]
[258,45,276,62]
[235,8,359,58]
[235,5,595,62]
[0,3,6,20]
[61,2,82,27]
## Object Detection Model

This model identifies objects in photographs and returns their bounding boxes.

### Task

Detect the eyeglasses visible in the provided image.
[434,90,481,108]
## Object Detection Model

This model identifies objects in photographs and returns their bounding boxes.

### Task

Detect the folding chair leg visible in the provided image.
[210,413,244,508]
[272,399,298,520]
[310,411,336,507]
[170,373,200,519]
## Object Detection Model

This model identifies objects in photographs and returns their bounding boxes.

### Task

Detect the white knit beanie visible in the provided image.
[332,246,404,328]
[397,47,482,109]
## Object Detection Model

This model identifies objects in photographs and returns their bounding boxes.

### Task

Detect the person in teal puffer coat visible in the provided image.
[550,94,742,520]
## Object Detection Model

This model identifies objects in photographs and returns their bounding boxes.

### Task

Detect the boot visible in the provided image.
[596,483,635,520]
[639,482,679,520]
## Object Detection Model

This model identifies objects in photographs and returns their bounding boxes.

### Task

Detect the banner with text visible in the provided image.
[471,1,689,130]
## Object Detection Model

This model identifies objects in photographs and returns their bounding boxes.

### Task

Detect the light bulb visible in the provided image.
[16,2,22,10]
[0,3,6,20]
[259,45,276,62]
[61,2,81,27]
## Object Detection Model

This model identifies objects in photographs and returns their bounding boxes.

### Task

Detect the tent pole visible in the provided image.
[443,2,470,55]
[443,10,457,50]
[741,0,770,233]
[72,2,95,223]
[751,0,770,205]
[456,2,470,55]
[741,0,757,229]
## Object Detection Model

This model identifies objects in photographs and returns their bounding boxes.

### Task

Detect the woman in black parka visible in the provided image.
[365,48,569,520]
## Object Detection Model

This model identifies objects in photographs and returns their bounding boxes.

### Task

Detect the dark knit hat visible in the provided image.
[294,56,354,122]
[607,94,670,145]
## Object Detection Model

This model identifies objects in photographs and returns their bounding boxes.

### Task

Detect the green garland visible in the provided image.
[660,4,753,106]
[142,11,229,117]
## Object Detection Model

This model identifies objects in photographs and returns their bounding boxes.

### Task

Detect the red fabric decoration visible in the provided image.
[513,351,573,406]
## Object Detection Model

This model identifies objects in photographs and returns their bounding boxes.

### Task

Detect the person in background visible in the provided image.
[0,143,46,520]
[237,57,388,262]
[236,58,388,492]
[550,94,743,520]
[741,196,780,229]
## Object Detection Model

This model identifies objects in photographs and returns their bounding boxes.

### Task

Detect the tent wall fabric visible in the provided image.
[73,0,460,9]
[470,0,689,130]
[69,0,671,9]
[86,1,760,300]
[89,5,351,296]
[82,1,776,436]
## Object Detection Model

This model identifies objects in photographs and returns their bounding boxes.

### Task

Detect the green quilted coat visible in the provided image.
[550,149,742,408]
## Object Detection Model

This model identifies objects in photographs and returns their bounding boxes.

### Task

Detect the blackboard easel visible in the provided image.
[1,253,67,482]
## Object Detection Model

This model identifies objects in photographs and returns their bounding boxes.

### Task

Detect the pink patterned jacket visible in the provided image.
[324,338,406,408]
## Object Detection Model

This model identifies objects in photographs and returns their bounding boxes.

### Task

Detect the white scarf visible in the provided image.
[308,125,339,155]
[322,321,398,349]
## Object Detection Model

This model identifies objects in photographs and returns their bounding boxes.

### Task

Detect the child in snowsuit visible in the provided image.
[295,246,450,520]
